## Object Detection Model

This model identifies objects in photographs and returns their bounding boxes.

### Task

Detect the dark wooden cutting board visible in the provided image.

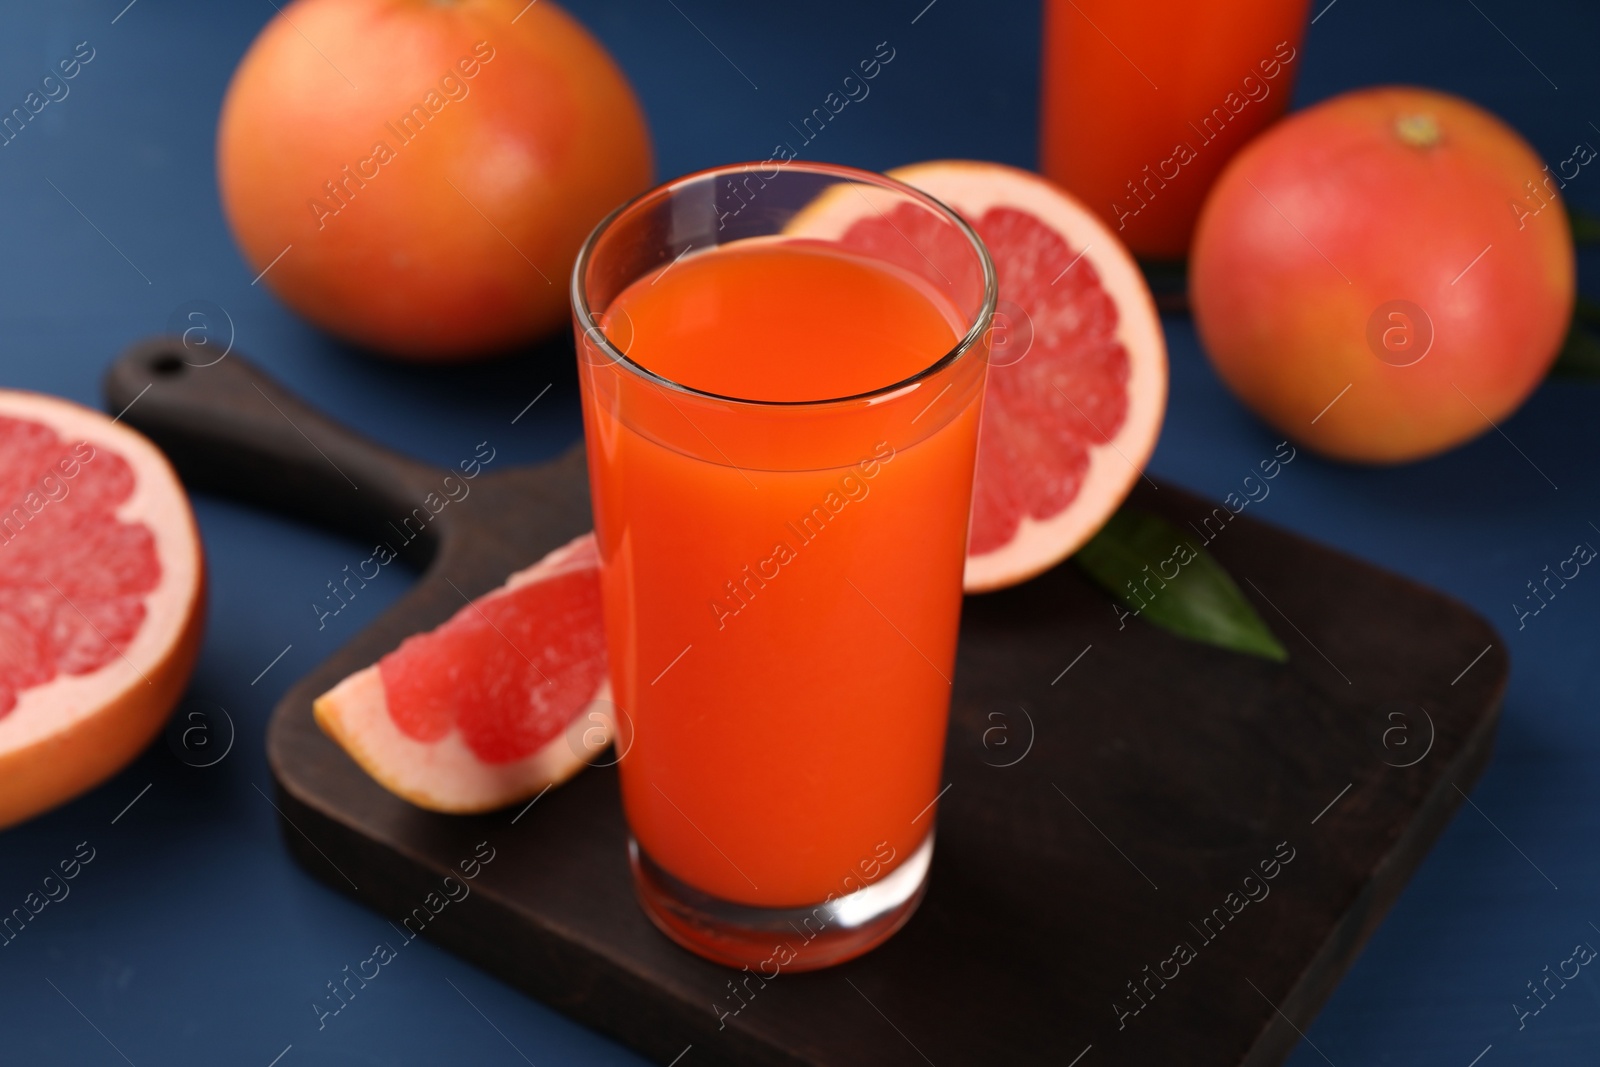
[106,340,1507,1067]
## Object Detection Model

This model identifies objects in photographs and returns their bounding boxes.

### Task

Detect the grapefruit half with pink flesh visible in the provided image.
[314,532,611,813]
[0,391,205,829]
[788,160,1168,592]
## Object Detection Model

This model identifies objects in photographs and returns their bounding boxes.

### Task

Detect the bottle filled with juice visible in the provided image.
[572,163,995,970]
[1040,0,1311,259]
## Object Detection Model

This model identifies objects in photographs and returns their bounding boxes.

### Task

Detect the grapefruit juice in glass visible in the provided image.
[571,163,995,970]
[1040,0,1311,259]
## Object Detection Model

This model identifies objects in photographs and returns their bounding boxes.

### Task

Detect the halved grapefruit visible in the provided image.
[0,391,205,829]
[314,533,611,813]
[789,160,1168,592]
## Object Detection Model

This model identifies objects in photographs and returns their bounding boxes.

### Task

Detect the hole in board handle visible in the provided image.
[150,353,185,376]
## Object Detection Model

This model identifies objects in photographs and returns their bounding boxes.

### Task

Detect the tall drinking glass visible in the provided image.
[570,162,996,971]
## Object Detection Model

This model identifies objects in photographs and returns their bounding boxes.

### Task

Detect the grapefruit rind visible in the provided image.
[0,391,205,829]
[313,533,612,814]
[786,160,1168,594]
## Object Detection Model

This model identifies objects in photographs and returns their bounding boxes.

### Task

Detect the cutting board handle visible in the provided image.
[105,338,448,558]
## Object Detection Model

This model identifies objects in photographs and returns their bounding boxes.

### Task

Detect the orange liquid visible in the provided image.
[1040,0,1310,259]
[579,240,982,908]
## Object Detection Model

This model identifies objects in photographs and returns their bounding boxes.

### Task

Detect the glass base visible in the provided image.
[628,831,933,972]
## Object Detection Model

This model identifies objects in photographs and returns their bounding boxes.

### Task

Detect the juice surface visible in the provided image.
[1040,0,1310,259]
[583,238,980,908]
[606,240,957,402]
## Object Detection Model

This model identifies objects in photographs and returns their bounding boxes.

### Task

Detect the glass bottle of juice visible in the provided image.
[1040,0,1311,260]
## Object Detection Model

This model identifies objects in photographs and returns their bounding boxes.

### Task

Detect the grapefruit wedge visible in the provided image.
[0,391,205,829]
[789,160,1168,592]
[314,533,611,814]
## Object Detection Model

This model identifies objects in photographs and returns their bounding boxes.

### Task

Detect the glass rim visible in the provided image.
[569,160,998,409]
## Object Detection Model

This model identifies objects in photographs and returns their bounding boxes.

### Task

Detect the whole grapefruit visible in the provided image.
[1191,86,1575,463]
[218,0,653,360]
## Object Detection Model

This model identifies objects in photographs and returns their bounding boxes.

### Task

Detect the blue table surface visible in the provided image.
[3,0,1599,1063]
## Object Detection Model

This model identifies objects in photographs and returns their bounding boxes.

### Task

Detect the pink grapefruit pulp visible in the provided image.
[0,391,205,829]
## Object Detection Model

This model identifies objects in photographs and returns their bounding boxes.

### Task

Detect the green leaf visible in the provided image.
[1574,296,1600,331]
[1551,318,1600,379]
[1570,206,1600,245]
[1074,508,1288,662]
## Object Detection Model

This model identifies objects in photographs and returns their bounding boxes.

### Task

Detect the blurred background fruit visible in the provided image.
[217,0,653,361]
[1191,86,1575,463]
[1040,0,1310,260]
